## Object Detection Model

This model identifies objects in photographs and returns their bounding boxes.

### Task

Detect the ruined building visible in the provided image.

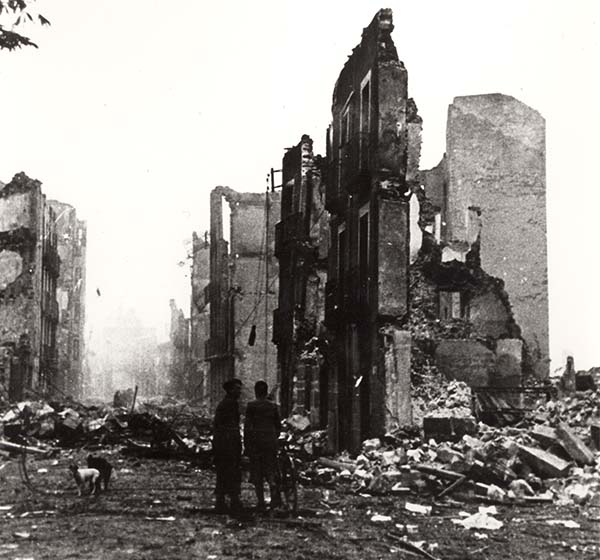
[411,93,548,385]
[169,299,191,396]
[323,9,416,451]
[49,200,87,399]
[293,9,548,452]
[0,172,60,401]
[273,135,329,425]
[190,231,210,404]
[205,187,280,409]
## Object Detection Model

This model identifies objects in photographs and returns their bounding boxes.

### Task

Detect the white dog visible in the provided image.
[69,464,101,496]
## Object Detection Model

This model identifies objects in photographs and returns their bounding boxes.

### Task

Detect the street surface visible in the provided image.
[0,448,598,559]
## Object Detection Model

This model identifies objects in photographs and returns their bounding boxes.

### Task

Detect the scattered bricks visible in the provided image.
[556,421,595,465]
[435,443,465,465]
[591,423,600,450]
[287,413,311,432]
[517,444,571,479]
[530,425,559,448]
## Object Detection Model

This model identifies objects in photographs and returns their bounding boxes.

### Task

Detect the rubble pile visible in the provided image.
[282,411,328,460]
[412,379,477,445]
[530,389,600,438]
[412,379,474,426]
[0,397,213,462]
[300,386,600,509]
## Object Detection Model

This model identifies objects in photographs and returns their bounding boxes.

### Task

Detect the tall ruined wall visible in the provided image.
[445,94,548,376]
[0,174,46,399]
[190,232,210,403]
[230,192,280,406]
[206,188,280,410]
[325,9,416,451]
[50,200,86,399]
[274,135,329,419]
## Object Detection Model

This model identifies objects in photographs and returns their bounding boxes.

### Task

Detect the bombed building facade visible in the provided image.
[273,135,329,426]
[322,9,416,451]
[0,173,60,401]
[49,200,87,399]
[271,9,548,451]
[204,187,280,409]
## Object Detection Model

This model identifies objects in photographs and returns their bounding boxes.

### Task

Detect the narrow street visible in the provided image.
[0,446,598,560]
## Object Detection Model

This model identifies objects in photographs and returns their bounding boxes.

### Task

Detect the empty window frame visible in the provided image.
[439,291,463,320]
[359,71,371,169]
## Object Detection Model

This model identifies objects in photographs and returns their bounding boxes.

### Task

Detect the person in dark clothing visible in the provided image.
[212,378,243,512]
[244,380,281,510]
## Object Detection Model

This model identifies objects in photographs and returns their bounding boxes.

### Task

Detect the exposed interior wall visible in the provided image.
[445,94,548,377]
[410,93,548,386]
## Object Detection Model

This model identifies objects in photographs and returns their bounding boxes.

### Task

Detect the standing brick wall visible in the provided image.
[445,94,548,377]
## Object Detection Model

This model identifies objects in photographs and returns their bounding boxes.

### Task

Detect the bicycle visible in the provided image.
[275,433,298,514]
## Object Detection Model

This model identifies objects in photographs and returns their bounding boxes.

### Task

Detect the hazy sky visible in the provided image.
[0,1,598,370]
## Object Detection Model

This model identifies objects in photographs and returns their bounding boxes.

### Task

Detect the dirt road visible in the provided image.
[0,448,598,559]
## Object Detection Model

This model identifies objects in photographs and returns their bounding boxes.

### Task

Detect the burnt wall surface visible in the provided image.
[445,94,548,376]
[378,198,409,317]
[274,135,329,419]
[325,8,420,451]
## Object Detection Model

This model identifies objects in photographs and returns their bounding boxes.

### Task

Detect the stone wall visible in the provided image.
[445,94,548,377]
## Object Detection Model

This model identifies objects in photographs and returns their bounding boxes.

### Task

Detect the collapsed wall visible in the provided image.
[411,93,548,386]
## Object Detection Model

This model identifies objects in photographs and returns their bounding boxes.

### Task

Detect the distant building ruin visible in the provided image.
[204,187,280,409]
[0,172,60,401]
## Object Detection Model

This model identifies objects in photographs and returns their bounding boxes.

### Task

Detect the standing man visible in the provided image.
[212,378,243,513]
[244,380,281,511]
